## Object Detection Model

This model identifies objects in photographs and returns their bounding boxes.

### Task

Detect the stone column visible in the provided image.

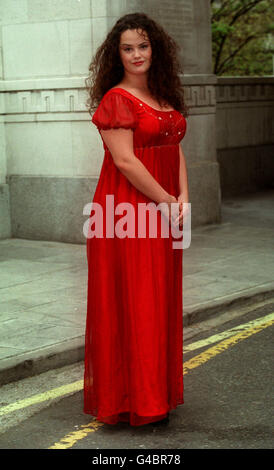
[0,39,11,238]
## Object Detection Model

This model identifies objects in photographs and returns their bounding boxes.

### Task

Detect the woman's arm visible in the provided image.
[175,144,190,226]
[100,128,177,209]
[178,143,189,202]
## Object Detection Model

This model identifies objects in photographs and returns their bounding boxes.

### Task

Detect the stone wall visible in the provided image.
[216,76,274,197]
[0,1,272,242]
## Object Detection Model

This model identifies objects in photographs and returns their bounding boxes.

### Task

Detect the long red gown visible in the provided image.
[84,87,187,426]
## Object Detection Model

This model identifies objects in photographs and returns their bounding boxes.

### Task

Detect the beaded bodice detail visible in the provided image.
[93,87,187,150]
[136,101,185,140]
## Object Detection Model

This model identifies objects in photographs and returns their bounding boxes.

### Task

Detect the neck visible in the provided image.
[120,72,149,92]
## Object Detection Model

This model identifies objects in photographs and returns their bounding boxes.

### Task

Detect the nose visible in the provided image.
[133,49,142,59]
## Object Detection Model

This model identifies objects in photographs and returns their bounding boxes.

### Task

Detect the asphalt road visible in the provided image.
[0,298,273,455]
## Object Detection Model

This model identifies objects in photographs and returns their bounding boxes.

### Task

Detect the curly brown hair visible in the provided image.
[85,12,189,118]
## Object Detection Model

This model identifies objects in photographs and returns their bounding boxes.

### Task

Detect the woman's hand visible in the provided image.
[159,194,189,228]
[165,195,180,224]
[167,195,179,224]
[158,195,179,226]
[173,194,190,227]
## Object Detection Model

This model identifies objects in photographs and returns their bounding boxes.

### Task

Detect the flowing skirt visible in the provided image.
[84,144,184,426]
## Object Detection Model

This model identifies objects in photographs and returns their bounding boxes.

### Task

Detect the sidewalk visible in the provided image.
[0,189,273,385]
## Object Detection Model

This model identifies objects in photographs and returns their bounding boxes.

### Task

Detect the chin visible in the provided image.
[131,65,150,72]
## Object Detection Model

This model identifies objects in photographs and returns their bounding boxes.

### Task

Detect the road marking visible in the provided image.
[48,315,273,449]
[0,380,83,417]
[48,421,104,449]
[1,313,272,420]
[183,311,274,353]
[183,314,273,374]
[0,313,272,447]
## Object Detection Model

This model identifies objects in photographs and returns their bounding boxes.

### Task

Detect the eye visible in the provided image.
[123,44,149,52]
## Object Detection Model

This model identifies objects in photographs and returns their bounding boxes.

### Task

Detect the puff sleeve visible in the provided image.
[91,92,138,131]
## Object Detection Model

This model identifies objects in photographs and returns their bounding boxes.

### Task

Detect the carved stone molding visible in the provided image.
[185,85,216,107]
[216,77,274,103]
[1,76,272,120]
[216,84,274,103]
[0,83,216,120]
[1,89,88,114]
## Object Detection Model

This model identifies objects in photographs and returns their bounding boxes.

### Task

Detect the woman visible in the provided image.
[84,12,190,427]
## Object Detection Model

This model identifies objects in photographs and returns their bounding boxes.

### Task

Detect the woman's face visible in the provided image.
[119,28,152,76]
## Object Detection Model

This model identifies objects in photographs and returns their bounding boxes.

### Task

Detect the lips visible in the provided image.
[133,61,144,65]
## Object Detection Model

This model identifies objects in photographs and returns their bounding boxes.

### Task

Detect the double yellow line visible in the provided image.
[183,311,274,374]
[49,312,273,449]
[0,312,273,448]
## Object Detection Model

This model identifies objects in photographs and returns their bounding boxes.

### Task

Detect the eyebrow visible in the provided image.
[120,41,149,46]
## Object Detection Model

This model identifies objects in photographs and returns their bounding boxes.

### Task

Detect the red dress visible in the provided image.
[84,87,187,426]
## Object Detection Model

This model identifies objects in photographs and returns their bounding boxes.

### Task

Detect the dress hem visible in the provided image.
[83,399,184,426]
